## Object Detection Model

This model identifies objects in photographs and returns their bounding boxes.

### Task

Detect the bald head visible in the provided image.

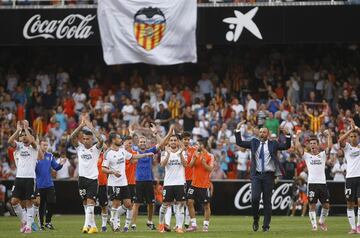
[259,127,269,142]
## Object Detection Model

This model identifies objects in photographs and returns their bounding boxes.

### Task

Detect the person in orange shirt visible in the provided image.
[186,137,214,232]
[97,151,109,232]
[182,132,197,228]
[123,135,137,231]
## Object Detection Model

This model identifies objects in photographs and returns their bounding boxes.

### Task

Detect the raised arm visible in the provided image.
[85,119,104,149]
[303,104,311,117]
[153,123,174,150]
[294,130,304,156]
[23,123,37,149]
[130,152,154,162]
[70,119,85,147]
[325,129,333,155]
[8,121,22,148]
[338,129,355,148]
[234,120,252,149]
[277,127,292,151]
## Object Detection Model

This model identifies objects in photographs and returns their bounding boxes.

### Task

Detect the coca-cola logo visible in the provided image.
[234,183,292,210]
[23,14,96,40]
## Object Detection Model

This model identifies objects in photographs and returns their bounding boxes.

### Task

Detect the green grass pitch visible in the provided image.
[0,215,352,238]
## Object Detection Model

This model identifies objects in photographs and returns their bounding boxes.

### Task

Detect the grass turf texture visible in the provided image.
[0,215,352,238]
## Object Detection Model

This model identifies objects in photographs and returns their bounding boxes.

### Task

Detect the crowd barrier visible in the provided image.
[1,180,347,215]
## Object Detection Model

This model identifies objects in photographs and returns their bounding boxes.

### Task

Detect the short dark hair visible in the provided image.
[170,134,180,140]
[181,131,192,139]
[123,135,132,141]
[308,136,319,144]
[82,130,93,136]
[108,132,119,143]
[20,128,33,136]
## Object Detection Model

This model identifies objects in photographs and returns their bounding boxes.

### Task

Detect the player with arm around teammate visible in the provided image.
[102,132,154,232]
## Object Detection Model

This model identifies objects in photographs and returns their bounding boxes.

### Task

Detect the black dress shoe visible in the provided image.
[262,227,270,232]
[252,220,259,231]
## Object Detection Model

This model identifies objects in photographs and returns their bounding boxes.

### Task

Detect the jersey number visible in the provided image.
[79,189,87,196]
[188,188,194,195]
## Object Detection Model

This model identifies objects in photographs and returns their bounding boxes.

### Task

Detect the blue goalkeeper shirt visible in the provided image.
[35,152,63,189]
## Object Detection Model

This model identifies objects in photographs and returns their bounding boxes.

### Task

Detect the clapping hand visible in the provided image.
[113,171,121,178]
[16,121,22,131]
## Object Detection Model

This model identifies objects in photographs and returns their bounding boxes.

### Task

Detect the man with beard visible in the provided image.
[234,120,291,232]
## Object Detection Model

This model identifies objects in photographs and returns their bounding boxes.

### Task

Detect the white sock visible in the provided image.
[118,205,127,216]
[358,207,360,227]
[125,209,132,228]
[159,204,167,225]
[22,208,27,223]
[184,206,190,225]
[33,205,40,226]
[190,218,197,227]
[86,205,96,228]
[26,207,34,228]
[175,204,185,228]
[309,211,317,228]
[101,213,108,227]
[83,205,88,227]
[348,209,356,230]
[165,206,172,226]
[12,204,24,223]
[203,220,209,227]
[319,208,329,224]
[110,207,118,228]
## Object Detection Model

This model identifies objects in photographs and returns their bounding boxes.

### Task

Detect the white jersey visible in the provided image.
[303,151,327,184]
[14,142,38,178]
[103,148,133,187]
[161,150,186,186]
[76,143,101,180]
[343,142,360,178]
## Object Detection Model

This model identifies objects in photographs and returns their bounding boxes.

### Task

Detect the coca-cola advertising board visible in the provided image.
[0,9,99,45]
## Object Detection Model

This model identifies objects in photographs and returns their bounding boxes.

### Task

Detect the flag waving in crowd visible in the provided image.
[97,0,197,65]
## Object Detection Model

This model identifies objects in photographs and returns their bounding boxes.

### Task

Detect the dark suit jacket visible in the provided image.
[235,131,291,179]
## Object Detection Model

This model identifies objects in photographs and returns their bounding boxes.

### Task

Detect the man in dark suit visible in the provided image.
[235,121,291,232]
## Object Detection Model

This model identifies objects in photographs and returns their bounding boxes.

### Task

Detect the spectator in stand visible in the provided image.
[331,150,346,182]
[264,112,279,136]
[235,147,250,179]
[197,72,213,106]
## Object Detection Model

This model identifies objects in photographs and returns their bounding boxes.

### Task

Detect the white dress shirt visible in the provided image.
[255,140,275,172]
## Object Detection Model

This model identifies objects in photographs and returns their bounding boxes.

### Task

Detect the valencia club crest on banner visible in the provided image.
[133,7,166,51]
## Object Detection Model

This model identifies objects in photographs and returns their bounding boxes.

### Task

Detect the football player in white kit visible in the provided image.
[295,130,332,231]
[70,118,104,234]
[9,121,41,233]
[102,133,154,232]
[338,121,360,234]
[158,134,188,233]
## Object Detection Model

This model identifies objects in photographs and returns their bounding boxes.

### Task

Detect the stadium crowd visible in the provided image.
[0,44,359,183]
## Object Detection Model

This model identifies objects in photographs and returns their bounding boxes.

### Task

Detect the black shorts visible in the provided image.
[163,185,186,203]
[345,177,360,201]
[33,187,40,198]
[307,183,330,204]
[12,178,36,200]
[108,186,131,201]
[185,180,192,196]
[187,185,211,204]
[97,185,108,207]
[134,181,155,204]
[39,187,56,204]
[78,176,98,201]
[128,184,136,202]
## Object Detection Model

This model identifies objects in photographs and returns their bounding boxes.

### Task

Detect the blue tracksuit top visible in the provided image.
[35,152,63,189]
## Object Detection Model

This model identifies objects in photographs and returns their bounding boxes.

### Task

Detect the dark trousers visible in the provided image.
[251,172,275,229]
[39,187,56,225]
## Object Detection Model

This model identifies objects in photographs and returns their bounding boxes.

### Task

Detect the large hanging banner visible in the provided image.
[97,0,197,65]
